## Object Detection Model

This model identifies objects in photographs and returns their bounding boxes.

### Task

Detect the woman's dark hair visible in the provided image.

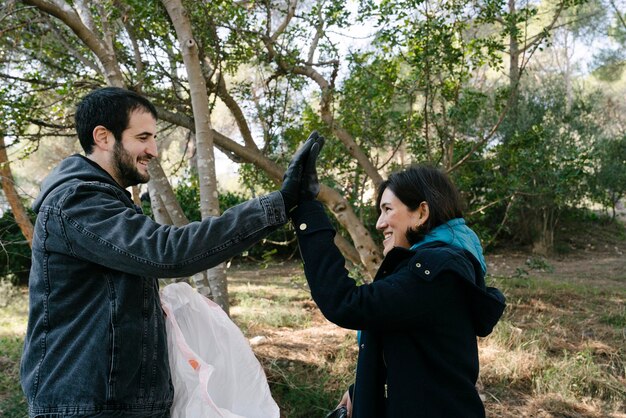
[75,87,158,154]
[375,165,464,245]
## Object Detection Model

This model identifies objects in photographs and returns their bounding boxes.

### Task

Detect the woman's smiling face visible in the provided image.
[376,188,422,256]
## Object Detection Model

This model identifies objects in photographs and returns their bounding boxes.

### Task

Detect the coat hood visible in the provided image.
[408,244,506,337]
[410,218,487,275]
[33,154,124,212]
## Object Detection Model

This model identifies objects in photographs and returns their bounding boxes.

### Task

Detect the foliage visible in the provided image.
[0,210,33,285]
[487,81,600,252]
[590,0,626,81]
[589,135,626,218]
[174,173,298,260]
[338,54,413,164]
[0,3,96,151]
[592,49,626,82]
[357,0,507,168]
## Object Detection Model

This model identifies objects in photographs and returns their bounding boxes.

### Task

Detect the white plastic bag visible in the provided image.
[160,282,280,418]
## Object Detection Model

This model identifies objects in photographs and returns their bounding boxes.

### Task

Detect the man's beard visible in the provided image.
[112,141,150,187]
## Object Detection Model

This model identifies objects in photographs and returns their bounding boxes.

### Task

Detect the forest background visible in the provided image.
[0,0,625,416]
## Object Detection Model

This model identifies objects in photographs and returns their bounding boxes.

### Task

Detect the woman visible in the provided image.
[292,164,506,418]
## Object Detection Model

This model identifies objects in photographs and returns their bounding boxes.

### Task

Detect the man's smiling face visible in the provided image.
[112,109,158,188]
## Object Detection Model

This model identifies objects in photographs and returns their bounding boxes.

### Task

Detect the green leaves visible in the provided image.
[0,210,34,285]
[590,135,626,218]
[488,79,602,250]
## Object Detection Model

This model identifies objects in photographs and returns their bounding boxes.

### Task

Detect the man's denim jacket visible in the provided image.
[21,155,287,417]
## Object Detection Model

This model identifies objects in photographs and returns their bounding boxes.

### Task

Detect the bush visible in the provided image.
[173,178,299,262]
[0,210,32,285]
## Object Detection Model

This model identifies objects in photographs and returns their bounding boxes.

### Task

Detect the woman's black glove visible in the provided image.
[280,131,321,212]
[299,133,324,202]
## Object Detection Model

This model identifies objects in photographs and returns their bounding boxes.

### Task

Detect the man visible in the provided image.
[20,87,322,417]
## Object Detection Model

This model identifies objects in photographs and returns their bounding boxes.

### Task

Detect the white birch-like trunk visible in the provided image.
[147,162,203,289]
[162,0,230,314]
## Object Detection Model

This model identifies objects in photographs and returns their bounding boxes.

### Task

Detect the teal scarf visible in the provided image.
[409,218,487,275]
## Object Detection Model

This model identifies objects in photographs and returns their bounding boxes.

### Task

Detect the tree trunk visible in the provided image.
[162,0,229,314]
[0,136,34,246]
[532,207,556,256]
[147,160,190,227]
[319,186,382,278]
[562,29,573,114]
[508,0,520,118]
[146,162,196,287]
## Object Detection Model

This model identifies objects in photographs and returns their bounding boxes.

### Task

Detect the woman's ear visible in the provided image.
[92,125,112,151]
[417,201,430,224]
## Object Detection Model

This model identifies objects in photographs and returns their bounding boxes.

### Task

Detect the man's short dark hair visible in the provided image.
[376,165,464,245]
[75,87,158,154]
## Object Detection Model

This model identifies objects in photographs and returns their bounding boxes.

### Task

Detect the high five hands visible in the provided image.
[280,131,325,213]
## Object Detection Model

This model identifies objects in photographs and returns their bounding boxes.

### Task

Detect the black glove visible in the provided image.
[280,131,320,212]
[325,405,348,418]
[299,133,324,202]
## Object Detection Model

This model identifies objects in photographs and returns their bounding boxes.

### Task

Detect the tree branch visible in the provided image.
[608,0,626,31]
[270,0,297,43]
[24,0,125,86]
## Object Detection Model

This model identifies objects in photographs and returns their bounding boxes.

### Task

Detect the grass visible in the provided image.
[258,338,355,418]
[0,284,28,418]
[230,282,313,331]
[480,275,625,417]
[228,268,357,417]
[1,258,624,417]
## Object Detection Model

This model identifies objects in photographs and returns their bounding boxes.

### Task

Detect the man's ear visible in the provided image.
[92,125,112,151]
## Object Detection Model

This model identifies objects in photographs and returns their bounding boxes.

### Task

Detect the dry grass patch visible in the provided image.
[481,274,626,416]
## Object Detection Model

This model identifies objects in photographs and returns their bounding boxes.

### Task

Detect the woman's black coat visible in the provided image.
[291,201,506,418]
